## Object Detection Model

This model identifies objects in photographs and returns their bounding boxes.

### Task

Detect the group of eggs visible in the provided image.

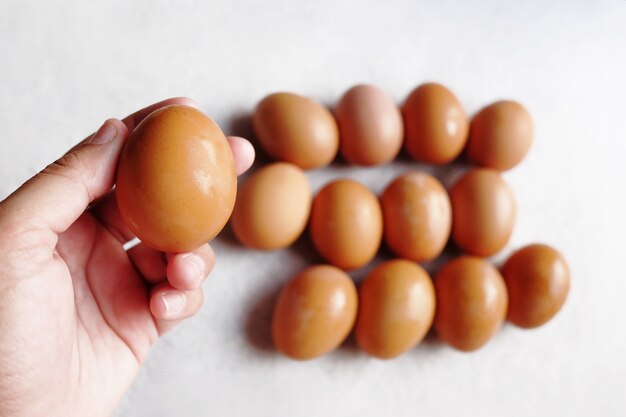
[231,84,571,360]
[112,83,570,361]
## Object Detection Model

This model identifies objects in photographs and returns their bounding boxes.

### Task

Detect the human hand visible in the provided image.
[0,98,254,417]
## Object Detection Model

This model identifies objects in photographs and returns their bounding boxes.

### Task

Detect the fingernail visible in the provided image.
[90,120,118,144]
[161,291,186,314]
[183,253,205,283]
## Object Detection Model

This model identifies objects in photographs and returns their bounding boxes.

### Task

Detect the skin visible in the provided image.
[0,98,255,417]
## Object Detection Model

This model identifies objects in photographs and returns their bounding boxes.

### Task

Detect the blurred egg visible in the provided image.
[116,105,236,252]
[434,256,508,352]
[231,162,311,250]
[272,265,358,360]
[381,171,451,262]
[335,84,403,165]
[402,83,469,164]
[449,168,515,256]
[356,259,435,359]
[253,92,339,169]
[502,244,570,328]
[310,179,383,270]
[467,100,533,171]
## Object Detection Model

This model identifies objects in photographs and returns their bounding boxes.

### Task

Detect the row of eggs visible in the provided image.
[232,164,514,266]
[273,245,570,360]
[253,83,533,170]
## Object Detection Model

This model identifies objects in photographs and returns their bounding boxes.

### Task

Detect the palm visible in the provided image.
[5,212,156,417]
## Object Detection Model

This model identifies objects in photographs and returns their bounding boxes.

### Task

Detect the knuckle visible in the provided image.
[44,151,85,183]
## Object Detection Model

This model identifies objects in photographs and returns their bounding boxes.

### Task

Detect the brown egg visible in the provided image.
[502,244,570,328]
[253,92,339,169]
[231,163,311,250]
[272,265,358,360]
[381,172,451,262]
[116,105,236,252]
[335,84,403,166]
[356,259,435,359]
[402,83,469,164]
[467,100,533,171]
[450,168,516,256]
[310,179,383,270]
[434,256,508,352]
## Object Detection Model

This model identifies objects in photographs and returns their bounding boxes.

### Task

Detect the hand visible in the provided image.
[0,98,255,417]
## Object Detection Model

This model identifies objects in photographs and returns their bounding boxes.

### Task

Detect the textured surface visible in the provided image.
[1,0,625,416]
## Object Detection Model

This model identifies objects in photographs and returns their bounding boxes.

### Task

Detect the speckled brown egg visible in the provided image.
[402,83,469,164]
[116,105,236,252]
[310,179,383,270]
[467,100,533,171]
[449,168,516,256]
[381,172,452,262]
[272,265,358,360]
[502,244,570,328]
[231,162,311,250]
[253,92,339,169]
[434,256,508,352]
[335,84,403,166]
[356,259,435,359]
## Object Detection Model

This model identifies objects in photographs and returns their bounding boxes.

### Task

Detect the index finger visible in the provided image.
[122,97,198,131]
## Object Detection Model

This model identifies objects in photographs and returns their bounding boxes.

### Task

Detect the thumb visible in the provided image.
[1,119,129,235]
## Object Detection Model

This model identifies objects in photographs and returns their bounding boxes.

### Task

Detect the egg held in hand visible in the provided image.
[116,105,237,252]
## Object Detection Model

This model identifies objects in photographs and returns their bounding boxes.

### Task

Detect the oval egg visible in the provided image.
[502,244,570,328]
[381,171,451,262]
[253,92,339,169]
[272,264,358,360]
[356,259,435,359]
[449,168,516,256]
[402,83,469,164]
[335,84,403,166]
[310,179,383,270]
[467,100,533,171]
[231,162,311,250]
[116,105,236,252]
[434,256,508,352]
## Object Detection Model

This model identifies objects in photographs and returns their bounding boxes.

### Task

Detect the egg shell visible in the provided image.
[231,162,311,250]
[381,171,451,262]
[356,259,435,359]
[335,84,403,166]
[502,244,570,328]
[402,83,469,164]
[253,92,339,169]
[310,179,383,270]
[434,256,508,352]
[449,168,516,256]
[467,100,533,171]
[272,265,358,360]
[116,105,236,252]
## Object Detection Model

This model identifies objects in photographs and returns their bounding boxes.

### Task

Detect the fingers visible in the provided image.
[122,97,198,131]
[1,119,129,236]
[127,243,167,283]
[227,136,255,175]
[91,192,135,243]
[165,244,215,290]
[126,242,213,289]
[150,284,204,334]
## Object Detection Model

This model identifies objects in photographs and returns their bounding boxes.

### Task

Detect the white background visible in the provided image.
[1,1,626,416]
